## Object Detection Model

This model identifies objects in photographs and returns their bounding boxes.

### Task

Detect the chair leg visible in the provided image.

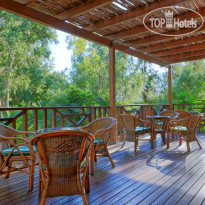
[5,166,11,179]
[104,146,115,167]
[162,133,166,144]
[186,141,191,152]
[195,138,202,149]
[179,136,182,146]
[167,132,170,148]
[121,136,126,148]
[82,193,88,205]
[29,159,35,191]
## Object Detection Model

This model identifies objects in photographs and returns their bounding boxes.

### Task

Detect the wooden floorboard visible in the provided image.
[0,132,205,205]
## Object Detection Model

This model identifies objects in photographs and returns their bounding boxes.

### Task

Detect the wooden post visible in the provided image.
[168,65,173,110]
[109,45,116,143]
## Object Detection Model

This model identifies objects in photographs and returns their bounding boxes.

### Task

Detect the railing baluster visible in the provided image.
[34,109,38,131]
[52,109,56,128]
[23,109,28,132]
[43,109,47,129]
[98,108,101,118]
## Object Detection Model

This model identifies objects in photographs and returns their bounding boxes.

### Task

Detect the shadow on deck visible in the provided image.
[1,132,205,205]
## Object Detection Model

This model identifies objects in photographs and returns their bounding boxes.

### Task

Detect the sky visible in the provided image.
[49,30,72,71]
[50,30,167,73]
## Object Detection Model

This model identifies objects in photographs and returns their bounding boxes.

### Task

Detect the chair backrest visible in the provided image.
[30,130,94,197]
[0,125,20,150]
[175,110,192,120]
[84,117,116,136]
[159,110,178,119]
[0,125,19,138]
[120,114,149,142]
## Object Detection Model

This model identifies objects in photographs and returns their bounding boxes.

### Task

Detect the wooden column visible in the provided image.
[109,45,116,143]
[168,65,173,110]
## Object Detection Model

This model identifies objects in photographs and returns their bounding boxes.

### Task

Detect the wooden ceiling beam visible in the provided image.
[140,34,205,53]
[85,0,188,32]
[151,42,205,57]
[55,0,113,20]
[168,54,205,64]
[159,49,205,60]
[0,0,167,67]
[107,7,205,40]
[113,43,169,67]
[0,0,111,47]
[126,23,205,47]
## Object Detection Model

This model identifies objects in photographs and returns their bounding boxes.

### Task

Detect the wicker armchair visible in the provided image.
[120,114,153,151]
[159,110,178,119]
[167,114,202,151]
[30,130,94,205]
[81,117,116,169]
[0,125,36,191]
[175,110,192,120]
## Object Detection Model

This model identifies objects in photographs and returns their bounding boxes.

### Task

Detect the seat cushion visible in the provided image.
[170,126,187,131]
[135,127,151,132]
[94,139,104,146]
[2,146,36,156]
[155,122,163,125]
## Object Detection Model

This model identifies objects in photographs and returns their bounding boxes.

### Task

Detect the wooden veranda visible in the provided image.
[0,0,205,115]
[1,132,205,205]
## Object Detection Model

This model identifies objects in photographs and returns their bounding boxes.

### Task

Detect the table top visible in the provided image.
[146,115,171,119]
[37,127,81,135]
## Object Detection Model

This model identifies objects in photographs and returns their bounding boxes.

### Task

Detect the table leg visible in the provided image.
[85,163,90,193]
[90,142,95,176]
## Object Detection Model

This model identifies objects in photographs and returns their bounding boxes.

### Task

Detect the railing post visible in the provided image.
[109,45,116,144]
[33,109,38,131]
[168,65,173,111]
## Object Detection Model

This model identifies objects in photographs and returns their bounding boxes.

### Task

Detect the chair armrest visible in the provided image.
[0,135,29,144]
[16,131,36,139]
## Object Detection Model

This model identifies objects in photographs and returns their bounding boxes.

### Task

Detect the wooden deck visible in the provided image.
[1,132,205,205]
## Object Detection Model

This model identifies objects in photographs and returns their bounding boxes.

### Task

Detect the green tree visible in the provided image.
[0,11,58,107]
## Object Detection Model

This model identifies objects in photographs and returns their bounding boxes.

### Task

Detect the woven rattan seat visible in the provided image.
[120,114,153,151]
[0,125,36,191]
[30,130,94,205]
[81,117,116,168]
[167,115,203,151]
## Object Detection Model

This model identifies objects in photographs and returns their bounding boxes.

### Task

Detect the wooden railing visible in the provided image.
[0,106,110,132]
[0,103,204,143]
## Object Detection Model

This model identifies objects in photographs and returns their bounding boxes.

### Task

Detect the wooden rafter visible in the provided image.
[85,0,188,31]
[113,43,169,67]
[160,49,205,60]
[107,7,205,40]
[168,54,205,64]
[140,34,205,53]
[0,0,168,67]
[151,42,205,57]
[55,0,113,20]
[126,23,205,48]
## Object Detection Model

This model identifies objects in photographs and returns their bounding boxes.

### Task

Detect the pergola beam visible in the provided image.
[109,46,116,143]
[168,65,173,110]
[85,0,188,32]
[55,0,113,20]
[168,54,205,64]
[151,42,205,57]
[126,24,205,48]
[160,49,205,60]
[141,34,205,53]
[107,7,205,41]
[0,0,168,67]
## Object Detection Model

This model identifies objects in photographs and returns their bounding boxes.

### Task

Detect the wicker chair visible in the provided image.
[159,110,178,119]
[30,130,94,205]
[81,117,116,168]
[167,114,202,151]
[0,125,36,191]
[120,114,153,151]
[175,110,192,120]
